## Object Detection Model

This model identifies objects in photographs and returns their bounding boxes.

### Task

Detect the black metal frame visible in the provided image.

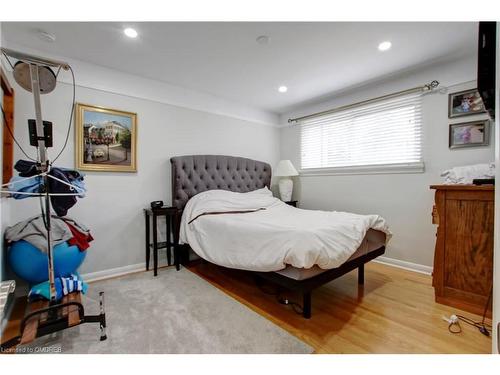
[255,246,385,318]
[0,292,107,351]
[177,243,384,319]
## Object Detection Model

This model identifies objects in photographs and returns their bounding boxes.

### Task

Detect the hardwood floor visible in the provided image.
[188,261,492,354]
[2,262,491,353]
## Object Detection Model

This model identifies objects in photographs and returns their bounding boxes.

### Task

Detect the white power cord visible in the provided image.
[443,314,461,333]
[442,314,459,324]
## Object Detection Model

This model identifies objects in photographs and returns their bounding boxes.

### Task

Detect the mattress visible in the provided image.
[180,188,391,272]
[275,229,386,280]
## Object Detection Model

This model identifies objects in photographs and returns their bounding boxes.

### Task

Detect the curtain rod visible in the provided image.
[288,80,439,124]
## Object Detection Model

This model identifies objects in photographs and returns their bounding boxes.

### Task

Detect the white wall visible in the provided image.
[2,71,280,278]
[280,55,494,268]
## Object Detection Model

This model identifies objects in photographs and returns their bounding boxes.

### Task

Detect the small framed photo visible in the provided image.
[449,120,490,149]
[448,89,486,118]
[75,103,137,172]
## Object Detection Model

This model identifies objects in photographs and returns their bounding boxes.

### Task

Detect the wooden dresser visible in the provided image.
[430,185,493,317]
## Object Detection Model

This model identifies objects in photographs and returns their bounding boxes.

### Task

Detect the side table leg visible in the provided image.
[153,214,158,276]
[174,245,180,271]
[173,211,181,271]
[166,215,172,266]
[145,211,150,271]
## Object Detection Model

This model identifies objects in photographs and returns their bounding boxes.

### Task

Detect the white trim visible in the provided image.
[1,41,280,127]
[80,255,433,285]
[299,162,425,176]
[81,263,146,283]
[374,256,433,275]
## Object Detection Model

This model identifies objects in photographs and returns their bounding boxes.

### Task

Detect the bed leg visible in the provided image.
[303,291,312,319]
[358,264,365,285]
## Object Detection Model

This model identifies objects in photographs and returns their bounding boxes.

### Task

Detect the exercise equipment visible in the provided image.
[8,240,86,285]
[0,47,107,351]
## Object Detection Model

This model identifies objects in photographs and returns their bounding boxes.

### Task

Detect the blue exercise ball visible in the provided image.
[8,240,86,285]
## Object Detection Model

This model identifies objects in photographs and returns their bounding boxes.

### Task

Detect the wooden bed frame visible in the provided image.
[170,155,386,318]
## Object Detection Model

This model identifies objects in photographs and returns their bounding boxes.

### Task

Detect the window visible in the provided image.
[300,92,423,174]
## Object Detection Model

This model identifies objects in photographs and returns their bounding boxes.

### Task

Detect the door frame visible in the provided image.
[493,23,500,354]
[1,67,15,185]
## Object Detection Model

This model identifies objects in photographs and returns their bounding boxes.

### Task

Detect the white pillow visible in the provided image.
[247,186,273,197]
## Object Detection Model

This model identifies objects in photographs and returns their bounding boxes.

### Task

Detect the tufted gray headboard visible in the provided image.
[170,155,272,209]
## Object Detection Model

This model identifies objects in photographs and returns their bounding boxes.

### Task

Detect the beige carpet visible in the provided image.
[21,268,313,354]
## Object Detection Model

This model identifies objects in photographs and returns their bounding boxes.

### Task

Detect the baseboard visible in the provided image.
[81,255,432,283]
[81,263,146,283]
[373,256,433,275]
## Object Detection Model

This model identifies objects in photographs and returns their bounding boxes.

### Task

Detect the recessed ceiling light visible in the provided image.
[278,86,288,93]
[256,35,270,45]
[378,41,392,51]
[124,28,138,39]
[36,29,56,43]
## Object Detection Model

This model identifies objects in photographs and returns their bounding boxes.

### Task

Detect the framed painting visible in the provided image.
[449,120,490,149]
[448,89,486,118]
[75,103,137,172]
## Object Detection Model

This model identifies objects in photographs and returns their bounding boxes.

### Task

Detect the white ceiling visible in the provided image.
[2,22,478,114]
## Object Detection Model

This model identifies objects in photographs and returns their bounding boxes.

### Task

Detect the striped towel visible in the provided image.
[29,274,88,302]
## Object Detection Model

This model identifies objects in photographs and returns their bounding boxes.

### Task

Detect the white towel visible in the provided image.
[441,163,495,184]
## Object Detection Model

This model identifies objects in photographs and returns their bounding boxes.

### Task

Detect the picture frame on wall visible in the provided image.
[449,120,490,149]
[75,103,137,172]
[448,88,487,118]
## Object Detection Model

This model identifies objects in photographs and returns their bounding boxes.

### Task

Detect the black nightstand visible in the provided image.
[144,206,181,276]
[285,200,298,207]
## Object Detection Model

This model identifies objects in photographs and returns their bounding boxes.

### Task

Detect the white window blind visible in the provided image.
[300,92,423,172]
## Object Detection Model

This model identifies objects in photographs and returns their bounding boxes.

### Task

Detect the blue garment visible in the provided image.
[59,167,86,198]
[8,175,43,199]
[12,160,87,216]
[28,274,88,302]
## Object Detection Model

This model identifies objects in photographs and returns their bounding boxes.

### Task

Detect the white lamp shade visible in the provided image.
[274,160,298,177]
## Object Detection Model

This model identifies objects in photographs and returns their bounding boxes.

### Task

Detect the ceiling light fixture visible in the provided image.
[378,41,392,51]
[256,35,270,45]
[278,86,288,93]
[124,28,138,39]
[37,30,56,43]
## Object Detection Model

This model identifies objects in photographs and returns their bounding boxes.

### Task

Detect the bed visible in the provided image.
[170,155,389,318]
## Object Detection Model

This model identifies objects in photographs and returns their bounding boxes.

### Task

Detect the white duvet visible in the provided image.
[180,187,391,272]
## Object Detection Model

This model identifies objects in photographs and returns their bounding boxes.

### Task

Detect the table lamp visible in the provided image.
[275,160,299,201]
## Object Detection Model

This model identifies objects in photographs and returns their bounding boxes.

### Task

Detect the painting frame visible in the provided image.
[448,88,487,118]
[449,120,490,149]
[75,103,137,172]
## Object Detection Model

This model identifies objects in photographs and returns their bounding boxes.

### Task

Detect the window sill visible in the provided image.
[299,162,425,176]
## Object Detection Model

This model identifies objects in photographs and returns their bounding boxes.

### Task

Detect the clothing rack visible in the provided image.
[0,48,107,351]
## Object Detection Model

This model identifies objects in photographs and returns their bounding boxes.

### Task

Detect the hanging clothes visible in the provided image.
[7,175,43,199]
[12,160,86,217]
[15,159,40,177]
[62,217,94,251]
[47,167,82,217]
[5,214,73,253]
[5,215,93,253]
